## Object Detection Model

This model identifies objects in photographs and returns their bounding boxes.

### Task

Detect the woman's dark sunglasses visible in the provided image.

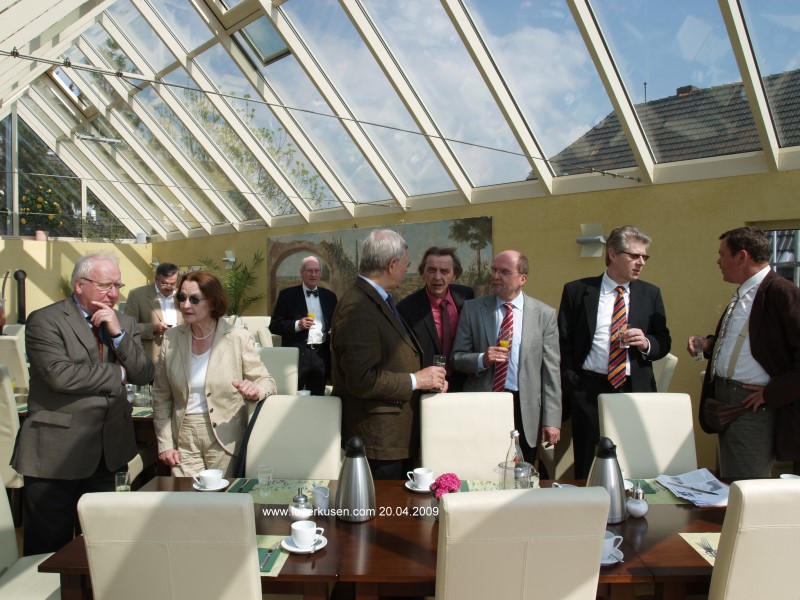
[175,293,205,305]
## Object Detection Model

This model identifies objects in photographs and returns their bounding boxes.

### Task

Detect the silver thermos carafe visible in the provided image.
[335,436,376,522]
[586,436,627,524]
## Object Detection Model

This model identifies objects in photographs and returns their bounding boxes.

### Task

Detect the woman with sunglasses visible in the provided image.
[152,271,276,477]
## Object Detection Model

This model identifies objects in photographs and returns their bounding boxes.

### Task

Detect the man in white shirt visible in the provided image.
[559,226,671,478]
[269,256,337,395]
[124,263,182,367]
[694,227,800,478]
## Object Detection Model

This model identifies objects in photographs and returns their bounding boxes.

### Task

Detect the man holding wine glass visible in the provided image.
[558,225,672,479]
[452,250,562,465]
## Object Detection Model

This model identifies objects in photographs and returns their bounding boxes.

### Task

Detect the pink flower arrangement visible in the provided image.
[430,472,461,499]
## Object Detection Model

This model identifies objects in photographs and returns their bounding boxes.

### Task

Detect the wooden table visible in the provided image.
[38,478,722,600]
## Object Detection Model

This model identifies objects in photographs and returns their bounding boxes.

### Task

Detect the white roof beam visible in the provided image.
[101,13,269,228]
[338,0,473,202]
[567,0,655,184]
[718,0,779,171]
[441,0,553,194]
[132,0,308,222]
[77,37,238,232]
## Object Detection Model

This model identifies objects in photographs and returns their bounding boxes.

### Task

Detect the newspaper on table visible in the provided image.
[655,468,729,507]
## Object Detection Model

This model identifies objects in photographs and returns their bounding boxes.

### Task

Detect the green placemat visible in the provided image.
[257,534,289,577]
[641,479,691,505]
[465,480,501,491]
[132,406,153,417]
[228,478,331,505]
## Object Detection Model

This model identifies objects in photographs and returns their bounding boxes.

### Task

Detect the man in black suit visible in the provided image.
[559,226,671,478]
[397,247,474,393]
[269,256,337,395]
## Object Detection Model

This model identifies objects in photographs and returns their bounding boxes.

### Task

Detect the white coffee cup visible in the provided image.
[313,486,330,513]
[194,468,223,489]
[291,520,324,549]
[407,467,434,490]
[780,473,800,479]
[602,530,623,559]
[297,390,312,396]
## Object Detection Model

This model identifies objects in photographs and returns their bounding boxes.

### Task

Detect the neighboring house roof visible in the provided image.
[538,69,800,177]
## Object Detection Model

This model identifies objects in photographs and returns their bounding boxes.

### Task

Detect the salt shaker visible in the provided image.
[289,488,313,521]
[626,482,649,518]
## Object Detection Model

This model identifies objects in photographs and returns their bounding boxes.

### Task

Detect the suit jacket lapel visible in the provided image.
[356,278,419,354]
[584,277,601,335]
[519,294,537,361]
[149,287,164,323]
[480,296,497,346]
[64,298,101,362]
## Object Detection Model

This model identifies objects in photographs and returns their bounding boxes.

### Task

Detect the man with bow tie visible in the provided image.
[269,256,337,395]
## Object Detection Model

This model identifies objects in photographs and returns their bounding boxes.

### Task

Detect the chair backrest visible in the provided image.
[240,316,271,332]
[78,491,261,600]
[2,324,24,338]
[421,392,514,481]
[598,392,697,478]
[709,479,800,600]
[0,364,22,488]
[245,394,342,479]
[0,335,28,390]
[255,328,275,347]
[651,352,678,392]
[0,472,18,576]
[436,487,609,600]
[258,347,298,395]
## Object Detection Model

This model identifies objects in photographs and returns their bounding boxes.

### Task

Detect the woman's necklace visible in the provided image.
[191,323,217,341]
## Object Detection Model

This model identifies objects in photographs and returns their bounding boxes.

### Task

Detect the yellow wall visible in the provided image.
[3,168,799,470]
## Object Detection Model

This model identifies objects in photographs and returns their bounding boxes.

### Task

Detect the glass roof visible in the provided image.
[0,0,797,240]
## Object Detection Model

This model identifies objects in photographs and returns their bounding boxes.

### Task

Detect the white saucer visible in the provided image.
[193,479,229,492]
[405,480,431,493]
[281,535,328,554]
[624,480,634,491]
[601,548,624,566]
[551,482,576,488]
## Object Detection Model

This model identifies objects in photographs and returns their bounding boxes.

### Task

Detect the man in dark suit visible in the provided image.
[331,229,447,480]
[452,250,562,465]
[269,256,337,395]
[559,226,671,479]
[693,227,800,478]
[124,262,182,366]
[12,253,154,555]
[397,247,474,393]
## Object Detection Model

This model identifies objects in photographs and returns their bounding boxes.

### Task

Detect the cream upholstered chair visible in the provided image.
[599,392,697,478]
[436,487,609,600]
[421,392,514,481]
[258,346,299,395]
[0,334,28,390]
[2,323,25,337]
[78,491,261,600]
[0,473,61,599]
[244,394,341,479]
[708,479,800,600]
[651,352,678,392]
[0,364,22,490]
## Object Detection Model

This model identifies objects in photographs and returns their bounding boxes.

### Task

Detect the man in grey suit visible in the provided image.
[13,253,154,555]
[331,229,447,480]
[124,262,182,366]
[452,250,562,464]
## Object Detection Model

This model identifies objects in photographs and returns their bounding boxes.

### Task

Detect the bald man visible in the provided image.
[269,257,337,395]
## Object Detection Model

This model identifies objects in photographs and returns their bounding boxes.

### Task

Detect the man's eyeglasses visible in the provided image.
[156,280,177,289]
[176,293,205,305]
[618,251,651,262]
[81,278,125,293]
[490,268,520,277]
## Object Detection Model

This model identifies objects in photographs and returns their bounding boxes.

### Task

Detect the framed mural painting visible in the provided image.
[266,217,492,308]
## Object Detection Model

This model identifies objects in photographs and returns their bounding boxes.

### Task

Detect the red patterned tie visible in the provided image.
[608,286,627,389]
[491,302,513,392]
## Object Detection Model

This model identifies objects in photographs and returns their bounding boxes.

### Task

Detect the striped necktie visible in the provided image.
[709,293,739,381]
[491,302,514,392]
[608,286,627,389]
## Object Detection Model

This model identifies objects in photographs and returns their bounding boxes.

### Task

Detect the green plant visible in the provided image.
[198,250,264,316]
[59,276,73,299]
[18,185,64,234]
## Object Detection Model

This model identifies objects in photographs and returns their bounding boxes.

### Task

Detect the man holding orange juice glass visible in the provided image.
[452,250,561,466]
[269,256,337,395]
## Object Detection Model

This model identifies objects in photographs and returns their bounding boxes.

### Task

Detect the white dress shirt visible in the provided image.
[582,273,631,376]
[156,284,178,327]
[715,266,770,385]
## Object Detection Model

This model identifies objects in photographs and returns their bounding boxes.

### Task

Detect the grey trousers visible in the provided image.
[716,378,776,479]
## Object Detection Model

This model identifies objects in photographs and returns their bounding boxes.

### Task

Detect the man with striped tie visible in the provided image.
[559,226,672,479]
[452,250,562,465]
